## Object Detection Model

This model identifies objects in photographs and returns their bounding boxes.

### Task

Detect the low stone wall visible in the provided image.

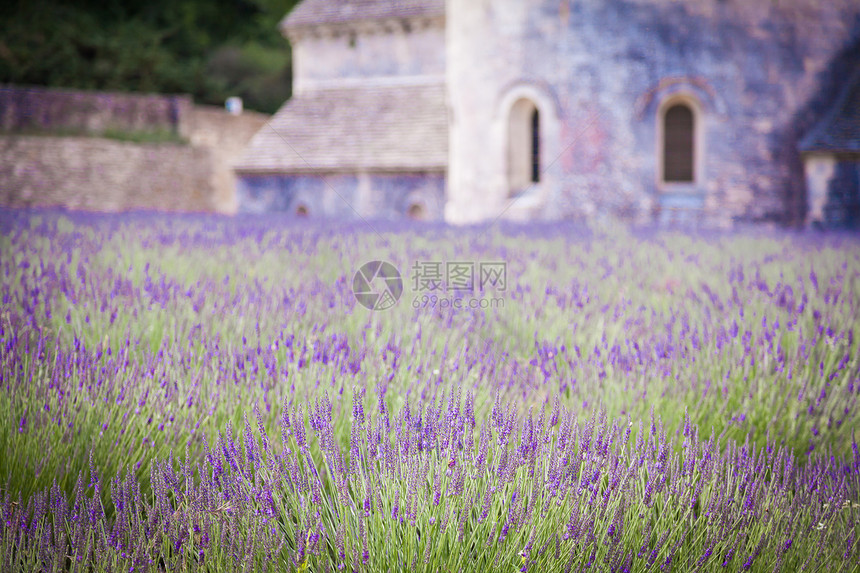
[187,106,269,213]
[0,136,213,212]
[0,85,192,136]
[0,87,270,214]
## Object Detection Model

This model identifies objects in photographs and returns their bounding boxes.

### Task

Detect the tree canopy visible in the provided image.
[0,0,301,113]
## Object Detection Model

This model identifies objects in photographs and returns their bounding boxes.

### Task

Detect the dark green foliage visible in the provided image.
[0,0,300,113]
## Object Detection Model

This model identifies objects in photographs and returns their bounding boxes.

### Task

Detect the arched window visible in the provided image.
[295,204,309,217]
[531,108,540,184]
[662,103,695,183]
[508,98,541,194]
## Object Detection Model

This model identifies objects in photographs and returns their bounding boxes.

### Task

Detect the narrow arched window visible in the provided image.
[531,108,540,183]
[663,104,694,183]
[508,98,540,194]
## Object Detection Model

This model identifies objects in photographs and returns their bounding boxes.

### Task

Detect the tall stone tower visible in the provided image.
[446,0,565,224]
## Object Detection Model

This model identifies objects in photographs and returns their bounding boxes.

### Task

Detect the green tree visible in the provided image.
[0,0,300,113]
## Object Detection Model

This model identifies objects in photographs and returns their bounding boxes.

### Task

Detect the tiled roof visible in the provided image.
[799,68,860,154]
[234,83,448,173]
[282,0,444,30]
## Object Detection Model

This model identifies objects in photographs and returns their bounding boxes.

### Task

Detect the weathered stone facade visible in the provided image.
[799,68,860,229]
[239,0,860,227]
[448,0,860,227]
[238,172,445,219]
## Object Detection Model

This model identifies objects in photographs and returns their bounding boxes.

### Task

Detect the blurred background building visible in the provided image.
[237,0,860,228]
[1,0,858,228]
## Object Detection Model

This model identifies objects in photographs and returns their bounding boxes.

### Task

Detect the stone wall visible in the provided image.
[237,172,446,220]
[187,106,269,213]
[290,18,445,94]
[0,88,269,214]
[0,85,192,136]
[804,154,860,229]
[446,0,860,226]
[0,136,213,212]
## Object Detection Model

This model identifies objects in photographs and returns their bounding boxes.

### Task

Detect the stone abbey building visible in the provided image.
[235,0,860,228]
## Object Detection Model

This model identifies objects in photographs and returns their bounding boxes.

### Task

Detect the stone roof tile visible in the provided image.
[234,83,448,173]
[282,0,444,30]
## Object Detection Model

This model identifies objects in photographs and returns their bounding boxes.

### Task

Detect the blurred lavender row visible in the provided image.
[0,209,858,571]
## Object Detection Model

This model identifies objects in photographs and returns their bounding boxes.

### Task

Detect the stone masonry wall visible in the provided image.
[0,88,269,214]
[237,172,446,220]
[804,154,860,229]
[0,85,192,136]
[0,136,213,212]
[290,19,445,94]
[187,106,269,213]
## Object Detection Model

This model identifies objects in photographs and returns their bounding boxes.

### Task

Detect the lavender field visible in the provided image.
[1,210,859,572]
